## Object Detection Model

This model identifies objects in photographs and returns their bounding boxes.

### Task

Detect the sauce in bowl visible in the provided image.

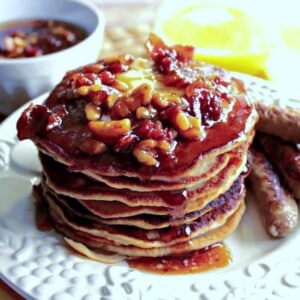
[0,19,87,58]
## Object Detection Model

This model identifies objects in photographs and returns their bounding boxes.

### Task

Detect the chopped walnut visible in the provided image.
[136,106,157,120]
[173,111,190,131]
[133,139,171,166]
[88,119,131,143]
[79,138,107,155]
[85,103,102,121]
[110,82,154,119]
[77,84,102,96]
[152,90,184,109]
[179,117,203,140]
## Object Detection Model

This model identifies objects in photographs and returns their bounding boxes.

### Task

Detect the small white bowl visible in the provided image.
[0,0,105,115]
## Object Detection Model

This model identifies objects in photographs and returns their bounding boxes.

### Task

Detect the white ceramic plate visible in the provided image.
[1,75,300,300]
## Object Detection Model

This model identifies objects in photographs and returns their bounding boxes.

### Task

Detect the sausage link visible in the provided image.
[254,101,300,143]
[248,147,298,238]
[257,133,300,200]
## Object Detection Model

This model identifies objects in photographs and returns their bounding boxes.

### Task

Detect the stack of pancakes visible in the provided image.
[17,35,257,263]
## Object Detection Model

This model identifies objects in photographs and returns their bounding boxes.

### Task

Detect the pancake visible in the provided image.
[47,186,245,249]
[40,147,247,209]
[43,174,244,229]
[34,125,255,182]
[80,144,252,192]
[40,148,233,192]
[63,201,245,263]
[17,34,257,266]
[58,203,246,258]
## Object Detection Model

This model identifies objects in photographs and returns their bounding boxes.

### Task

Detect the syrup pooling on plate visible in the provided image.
[0,19,87,58]
[17,34,257,273]
[127,242,231,274]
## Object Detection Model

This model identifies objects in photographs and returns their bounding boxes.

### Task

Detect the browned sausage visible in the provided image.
[257,132,300,200]
[254,101,300,143]
[248,147,298,238]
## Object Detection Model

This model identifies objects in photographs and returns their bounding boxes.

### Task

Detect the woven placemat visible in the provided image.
[100,24,152,58]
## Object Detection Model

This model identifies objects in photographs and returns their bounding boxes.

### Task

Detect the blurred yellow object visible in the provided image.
[281,27,300,52]
[156,3,276,79]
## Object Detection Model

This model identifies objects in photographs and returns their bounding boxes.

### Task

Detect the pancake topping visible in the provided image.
[17,34,253,170]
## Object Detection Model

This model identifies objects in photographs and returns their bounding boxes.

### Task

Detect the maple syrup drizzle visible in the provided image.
[127,242,231,274]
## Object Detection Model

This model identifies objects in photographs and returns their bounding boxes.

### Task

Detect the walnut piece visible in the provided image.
[88,119,131,143]
[133,139,171,166]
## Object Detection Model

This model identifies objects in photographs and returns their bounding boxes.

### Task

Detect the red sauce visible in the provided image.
[0,19,87,58]
[17,34,256,178]
[127,243,231,274]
